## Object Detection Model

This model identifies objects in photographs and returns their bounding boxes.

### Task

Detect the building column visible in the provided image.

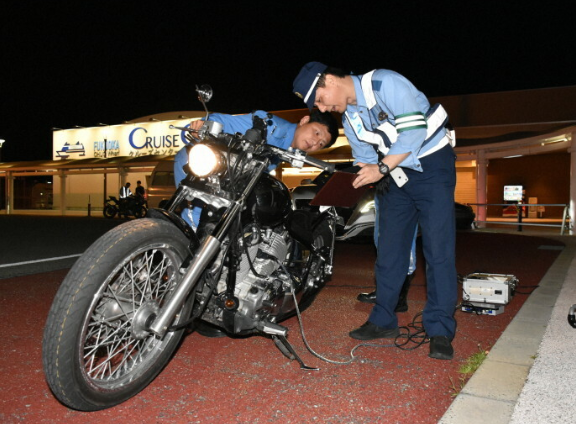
[6,172,14,215]
[476,149,488,227]
[569,134,576,234]
[119,167,128,192]
[59,170,67,216]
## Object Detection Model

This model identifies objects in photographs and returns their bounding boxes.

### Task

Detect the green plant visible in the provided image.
[449,344,489,397]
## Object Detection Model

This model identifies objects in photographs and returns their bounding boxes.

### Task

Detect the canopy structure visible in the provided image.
[1,86,575,229]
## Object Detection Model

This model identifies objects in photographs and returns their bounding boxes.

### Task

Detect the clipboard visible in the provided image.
[310,171,369,207]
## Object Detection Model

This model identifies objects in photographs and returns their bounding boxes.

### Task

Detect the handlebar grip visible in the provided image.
[305,156,335,173]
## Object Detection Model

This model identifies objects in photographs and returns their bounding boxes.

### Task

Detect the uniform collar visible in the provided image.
[348,75,369,113]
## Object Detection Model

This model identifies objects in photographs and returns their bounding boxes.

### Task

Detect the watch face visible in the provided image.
[378,162,389,175]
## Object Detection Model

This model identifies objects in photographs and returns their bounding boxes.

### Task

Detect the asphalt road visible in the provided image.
[0,222,566,422]
[0,213,569,421]
[0,215,125,279]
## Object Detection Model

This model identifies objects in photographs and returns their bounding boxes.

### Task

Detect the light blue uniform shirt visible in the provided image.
[174,111,297,227]
[344,69,444,171]
[174,110,296,184]
[344,69,434,275]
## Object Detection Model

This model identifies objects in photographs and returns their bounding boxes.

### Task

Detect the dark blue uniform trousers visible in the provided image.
[369,144,457,338]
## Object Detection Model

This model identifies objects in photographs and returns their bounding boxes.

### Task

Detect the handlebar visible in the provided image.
[169,124,335,173]
[268,146,335,173]
[302,154,336,173]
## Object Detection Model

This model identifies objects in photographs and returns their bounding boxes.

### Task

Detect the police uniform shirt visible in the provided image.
[174,111,296,184]
[344,69,445,171]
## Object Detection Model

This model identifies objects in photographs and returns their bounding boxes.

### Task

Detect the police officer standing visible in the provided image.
[120,182,132,199]
[293,62,457,360]
[119,182,133,217]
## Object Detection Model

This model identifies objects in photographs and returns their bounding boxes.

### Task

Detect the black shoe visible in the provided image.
[195,322,228,338]
[357,274,414,310]
[428,336,454,360]
[357,291,376,303]
[356,290,408,312]
[349,322,400,340]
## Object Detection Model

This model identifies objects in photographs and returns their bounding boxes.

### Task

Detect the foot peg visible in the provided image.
[272,335,319,371]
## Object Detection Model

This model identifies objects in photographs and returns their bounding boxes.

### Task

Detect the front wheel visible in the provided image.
[103,204,117,219]
[42,219,194,411]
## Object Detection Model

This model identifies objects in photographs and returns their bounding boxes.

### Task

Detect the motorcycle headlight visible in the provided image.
[188,144,226,177]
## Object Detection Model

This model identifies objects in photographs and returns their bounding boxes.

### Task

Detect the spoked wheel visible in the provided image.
[103,204,117,219]
[42,219,194,411]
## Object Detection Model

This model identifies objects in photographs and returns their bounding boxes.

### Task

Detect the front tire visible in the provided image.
[103,204,117,219]
[42,219,193,411]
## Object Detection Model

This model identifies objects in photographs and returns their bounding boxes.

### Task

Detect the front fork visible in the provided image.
[148,163,267,338]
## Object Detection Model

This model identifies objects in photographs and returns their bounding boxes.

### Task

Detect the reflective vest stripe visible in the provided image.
[350,70,455,161]
[395,112,427,133]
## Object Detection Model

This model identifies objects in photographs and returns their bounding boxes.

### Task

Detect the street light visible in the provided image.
[0,139,5,162]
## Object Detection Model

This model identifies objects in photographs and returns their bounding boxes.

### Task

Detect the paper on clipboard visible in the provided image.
[309,171,369,207]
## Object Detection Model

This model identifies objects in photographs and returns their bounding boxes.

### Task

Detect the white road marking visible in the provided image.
[0,254,82,268]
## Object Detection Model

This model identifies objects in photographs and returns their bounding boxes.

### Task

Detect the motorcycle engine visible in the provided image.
[205,227,293,332]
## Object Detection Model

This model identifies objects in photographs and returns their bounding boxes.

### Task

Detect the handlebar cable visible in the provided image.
[278,261,434,365]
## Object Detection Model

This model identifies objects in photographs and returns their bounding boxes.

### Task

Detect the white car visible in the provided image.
[291,167,475,243]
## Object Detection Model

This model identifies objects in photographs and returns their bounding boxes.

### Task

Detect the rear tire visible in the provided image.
[134,205,147,218]
[42,219,193,411]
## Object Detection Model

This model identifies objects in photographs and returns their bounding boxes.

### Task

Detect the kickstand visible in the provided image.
[272,335,319,371]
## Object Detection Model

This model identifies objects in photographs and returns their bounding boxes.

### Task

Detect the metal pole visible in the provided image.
[103,138,107,211]
[517,202,523,232]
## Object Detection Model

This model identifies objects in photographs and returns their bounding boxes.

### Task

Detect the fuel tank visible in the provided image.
[243,174,292,228]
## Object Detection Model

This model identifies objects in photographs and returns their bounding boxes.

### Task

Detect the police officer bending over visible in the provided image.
[174,109,339,228]
[293,62,457,360]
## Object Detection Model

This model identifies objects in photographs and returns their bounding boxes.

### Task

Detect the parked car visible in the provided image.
[454,202,477,230]
[291,166,475,242]
[147,159,175,209]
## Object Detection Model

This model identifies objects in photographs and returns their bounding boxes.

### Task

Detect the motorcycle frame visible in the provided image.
[148,160,268,337]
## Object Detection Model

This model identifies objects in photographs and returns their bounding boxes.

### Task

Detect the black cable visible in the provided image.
[394,311,429,351]
[241,223,268,279]
[514,285,539,295]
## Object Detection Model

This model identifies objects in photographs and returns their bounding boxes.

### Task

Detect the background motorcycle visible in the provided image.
[42,85,337,411]
[103,195,147,219]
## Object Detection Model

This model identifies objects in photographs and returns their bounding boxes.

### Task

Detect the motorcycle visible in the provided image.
[103,195,147,219]
[42,85,337,411]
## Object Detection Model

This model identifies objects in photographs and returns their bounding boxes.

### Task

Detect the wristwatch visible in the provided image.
[377,161,390,176]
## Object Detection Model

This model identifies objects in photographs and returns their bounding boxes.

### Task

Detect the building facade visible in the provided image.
[1,87,575,231]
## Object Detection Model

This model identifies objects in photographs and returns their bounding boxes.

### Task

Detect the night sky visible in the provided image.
[1,1,574,162]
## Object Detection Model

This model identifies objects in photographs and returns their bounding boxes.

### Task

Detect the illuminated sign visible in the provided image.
[52,119,195,160]
[504,185,523,201]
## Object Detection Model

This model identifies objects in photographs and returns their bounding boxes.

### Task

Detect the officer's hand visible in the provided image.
[189,120,204,132]
[353,163,383,188]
